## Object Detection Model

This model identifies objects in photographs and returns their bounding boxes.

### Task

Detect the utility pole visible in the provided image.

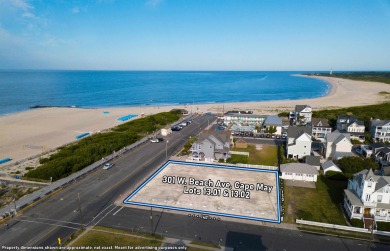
[78,192,84,229]
[150,207,154,235]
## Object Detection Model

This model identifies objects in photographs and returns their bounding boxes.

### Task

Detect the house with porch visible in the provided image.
[311,118,332,141]
[344,169,390,224]
[286,126,312,159]
[324,132,353,160]
[336,115,365,142]
[370,119,390,143]
[190,131,232,162]
[289,105,312,126]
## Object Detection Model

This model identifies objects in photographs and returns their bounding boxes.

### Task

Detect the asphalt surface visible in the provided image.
[0,114,214,248]
[0,114,389,251]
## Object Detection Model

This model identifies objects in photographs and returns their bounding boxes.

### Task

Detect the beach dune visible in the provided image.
[0,75,389,173]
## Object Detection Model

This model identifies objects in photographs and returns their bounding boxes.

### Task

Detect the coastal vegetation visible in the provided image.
[310,102,390,129]
[25,110,182,181]
[306,72,390,85]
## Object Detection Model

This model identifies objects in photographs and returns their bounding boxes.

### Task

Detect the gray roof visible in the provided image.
[305,156,320,166]
[321,160,341,171]
[371,119,390,127]
[344,189,363,206]
[295,105,311,113]
[326,132,351,143]
[280,163,319,175]
[312,118,330,127]
[338,115,356,121]
[375,176,390,192]
[264,115,283,126]
[372,142,386,150]
[197,130,231,148]
[224,113,266,119]
[287,126,312,140]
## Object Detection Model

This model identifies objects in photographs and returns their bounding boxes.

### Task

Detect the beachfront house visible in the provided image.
[336,115,365,142]
[222,112,266,126]
[344,169,390,224]
[324,132,353,160]
[321,160,342,175]
[289,105,312,126]
[263,115,283,135]
[190,131,232,162]
[280,163,319,182]
[286,126,312,159]
[370,119,390,143]
[311,118,332,141]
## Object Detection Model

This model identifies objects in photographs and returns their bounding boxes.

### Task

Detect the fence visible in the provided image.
[230,151,250,156]
[296,219,390,237]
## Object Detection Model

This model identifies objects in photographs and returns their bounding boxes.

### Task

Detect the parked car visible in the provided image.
[171,126,181,131]
[103,163,114,170]
[151,138,164,143]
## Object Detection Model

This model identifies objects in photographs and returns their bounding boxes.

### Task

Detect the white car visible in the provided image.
[150,138,163,143]
[103,163,114,170]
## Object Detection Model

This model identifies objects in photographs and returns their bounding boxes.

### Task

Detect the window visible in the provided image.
[367,182,372,188]
[366,194,371,202]
[377,195,382,203]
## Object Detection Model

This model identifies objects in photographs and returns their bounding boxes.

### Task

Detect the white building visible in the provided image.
[222,112,266,126]
[336,115,365,142]
[263,115,283,135]
[370,119,390,143]
[289,105,312,126]
[286,126,312,159]
[321,160,342,175]
[344,169,390,223]
[311,118,332,141]
[324,132,353,160]
[280,163,318,182]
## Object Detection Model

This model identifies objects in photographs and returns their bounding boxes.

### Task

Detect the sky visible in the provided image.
[0,0,389,71]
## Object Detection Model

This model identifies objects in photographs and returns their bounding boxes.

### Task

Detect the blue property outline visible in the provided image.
[123,160,281,223]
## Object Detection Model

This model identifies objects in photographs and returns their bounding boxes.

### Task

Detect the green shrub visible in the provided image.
[377,222,390,231]
[350,219,364,228]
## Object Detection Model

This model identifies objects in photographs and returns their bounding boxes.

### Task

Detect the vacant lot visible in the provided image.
[283,175,348,225]
[232,144,278,166]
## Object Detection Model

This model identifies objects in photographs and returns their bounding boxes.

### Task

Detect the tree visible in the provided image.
[335,156,379,174]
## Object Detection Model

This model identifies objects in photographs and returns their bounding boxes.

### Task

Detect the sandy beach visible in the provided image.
[1,75,389,173]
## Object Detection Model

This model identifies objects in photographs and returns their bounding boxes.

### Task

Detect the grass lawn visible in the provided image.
[70,226,162,250]
[231,144,278,166]
[284,175,348,225]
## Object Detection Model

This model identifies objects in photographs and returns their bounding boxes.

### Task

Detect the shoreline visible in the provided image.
[1,75,389,173]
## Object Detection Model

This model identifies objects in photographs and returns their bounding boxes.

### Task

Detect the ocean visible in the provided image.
[0,71,329,116]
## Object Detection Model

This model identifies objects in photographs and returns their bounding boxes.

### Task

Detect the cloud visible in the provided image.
[72,6,80,14]
[8,0,33,11]
[146,0,164,7]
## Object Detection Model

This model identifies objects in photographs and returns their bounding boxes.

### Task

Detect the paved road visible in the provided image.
[97,206,390,251]
[0,114,214,248]
[1,113,389,251]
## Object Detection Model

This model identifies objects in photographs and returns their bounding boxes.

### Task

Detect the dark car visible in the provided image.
[171,126,181,131]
